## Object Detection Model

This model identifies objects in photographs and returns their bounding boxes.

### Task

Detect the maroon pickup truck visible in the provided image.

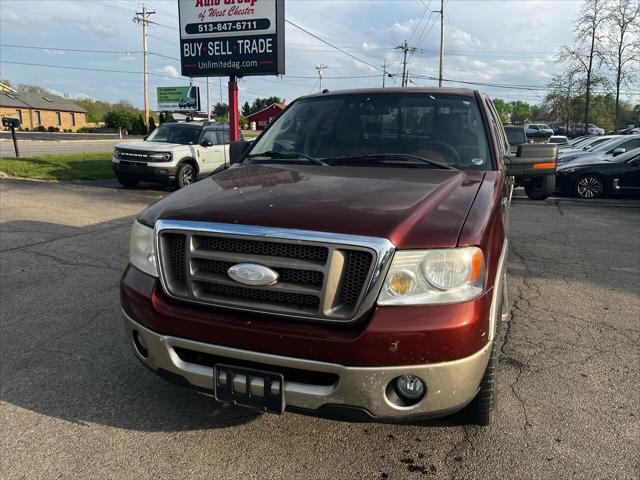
[121,88,556,425]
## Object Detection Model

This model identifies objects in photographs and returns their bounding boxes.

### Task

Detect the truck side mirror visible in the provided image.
[200,139,214,147]
[505,143,557,177]
[229,140,252,165]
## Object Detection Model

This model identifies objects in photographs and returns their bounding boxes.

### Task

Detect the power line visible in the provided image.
[285,19,381,71]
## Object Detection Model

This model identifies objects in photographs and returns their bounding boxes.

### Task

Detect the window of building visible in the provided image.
[35,111,42,125]
[16,109,22,122]
[55,112,61,126]
[70,113,76,126]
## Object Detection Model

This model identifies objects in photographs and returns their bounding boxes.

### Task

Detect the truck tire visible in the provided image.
[116,174,139,188]
[175,162,196,189]
[524,174,555,200]
[465,340,498,426]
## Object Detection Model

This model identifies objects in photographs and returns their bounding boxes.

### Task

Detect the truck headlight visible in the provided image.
[378,247,484,305]
[129,221,158,277]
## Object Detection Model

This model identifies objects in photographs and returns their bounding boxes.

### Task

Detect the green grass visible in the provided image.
[0,152,114,181]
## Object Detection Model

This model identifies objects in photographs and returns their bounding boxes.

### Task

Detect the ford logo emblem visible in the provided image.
[227,263,279,286]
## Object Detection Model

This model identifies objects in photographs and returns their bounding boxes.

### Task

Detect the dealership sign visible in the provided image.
[157,86,201,112]
[178,0,285,77]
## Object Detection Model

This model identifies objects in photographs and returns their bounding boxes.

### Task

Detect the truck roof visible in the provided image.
[298,87,478,100]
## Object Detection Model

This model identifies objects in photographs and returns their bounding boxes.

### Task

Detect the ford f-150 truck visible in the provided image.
[121,88,556,425]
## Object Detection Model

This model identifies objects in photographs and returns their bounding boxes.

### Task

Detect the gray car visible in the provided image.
[559,135,640,164]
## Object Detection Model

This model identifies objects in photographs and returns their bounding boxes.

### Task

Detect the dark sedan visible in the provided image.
[556,148,640,198]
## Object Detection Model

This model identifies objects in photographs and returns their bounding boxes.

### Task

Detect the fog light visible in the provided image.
[395,375,425,401]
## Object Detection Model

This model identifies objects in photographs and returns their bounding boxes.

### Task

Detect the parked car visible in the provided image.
[556,148,640,198]
[504,125,556,199]
[120,88,556,425]
[572,123,605,136]
[547,135,569,146]
[112,122,238,189]
[559,135,640,164]
[525,123,554,138]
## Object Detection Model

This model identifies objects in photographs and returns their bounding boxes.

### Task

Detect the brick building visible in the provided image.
[246,103,286,130]
[0,84,87,132]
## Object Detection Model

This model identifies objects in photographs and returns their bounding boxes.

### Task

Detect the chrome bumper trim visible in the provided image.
[122,311,490,418]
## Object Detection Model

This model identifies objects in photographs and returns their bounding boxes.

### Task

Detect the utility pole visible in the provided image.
[382,59,387,87]
[396,41,416,88]
[316,64,328,92]
[133,6,156,133]
[438,0,445,87]
[206,77,211,121]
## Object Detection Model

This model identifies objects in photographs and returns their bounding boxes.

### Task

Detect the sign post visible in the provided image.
[177,0,285,140]
[2,117,21,158]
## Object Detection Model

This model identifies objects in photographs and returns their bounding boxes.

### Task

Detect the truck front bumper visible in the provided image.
[122,310,491,420]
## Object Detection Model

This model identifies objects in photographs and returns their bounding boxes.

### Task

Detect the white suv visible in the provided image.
[112,122,236,189]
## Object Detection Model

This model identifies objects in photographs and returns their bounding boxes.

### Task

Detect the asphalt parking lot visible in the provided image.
[1,178,638,479]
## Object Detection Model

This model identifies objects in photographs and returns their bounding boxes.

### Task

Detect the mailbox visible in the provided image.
[2,117,21,128]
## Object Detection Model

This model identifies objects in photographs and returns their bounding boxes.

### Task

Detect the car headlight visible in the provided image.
[378,247,484,305]
[129,221,158,276]
[148,152,172,162]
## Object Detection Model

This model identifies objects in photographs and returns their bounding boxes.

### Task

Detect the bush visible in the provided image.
[18,127,24,132]
[47,126,60,132]
[36,125,46,132]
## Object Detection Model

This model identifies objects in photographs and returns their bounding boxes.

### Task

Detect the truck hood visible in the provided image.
[115,140,188,151]
[139,164,486,249]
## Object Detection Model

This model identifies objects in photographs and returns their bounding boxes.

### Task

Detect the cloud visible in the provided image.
[0,10,24,24]
[79,20,116,38]
[160,66,180,78]
[119,54,137,62]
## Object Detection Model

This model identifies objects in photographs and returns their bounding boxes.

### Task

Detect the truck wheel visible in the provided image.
[116,175,139,188]
[175,163,195,189]
[465,338,498,426]
[575,174,603,199]
[524,174,555,200]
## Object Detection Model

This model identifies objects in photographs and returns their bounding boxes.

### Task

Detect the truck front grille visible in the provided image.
[156,222,385,322]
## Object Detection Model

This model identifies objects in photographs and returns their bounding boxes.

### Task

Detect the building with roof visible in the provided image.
[0,90,87,132]
[246,103,286,130]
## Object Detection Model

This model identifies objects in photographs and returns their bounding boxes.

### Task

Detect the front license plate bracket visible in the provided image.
[214,364,285,414]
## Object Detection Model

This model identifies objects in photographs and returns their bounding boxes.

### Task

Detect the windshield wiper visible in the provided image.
[323,154,457,170]
[248,151,329,166]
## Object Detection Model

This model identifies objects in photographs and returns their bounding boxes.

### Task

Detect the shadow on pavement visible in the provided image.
[0,217,260,432]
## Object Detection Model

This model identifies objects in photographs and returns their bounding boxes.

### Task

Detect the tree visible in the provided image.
[241,101,251,117]
[104,111,134,137]
[510,101,532,124]
[131,114,145,135]
[560,0,609,127]
[545,67,581,130]
[248,96,285,115]
[604,0,640,130]
[492,98,511,123]
[213,102,229,118]
[159,111,175,124]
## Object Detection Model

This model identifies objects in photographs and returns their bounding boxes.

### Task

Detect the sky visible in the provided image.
[0,0,608,111]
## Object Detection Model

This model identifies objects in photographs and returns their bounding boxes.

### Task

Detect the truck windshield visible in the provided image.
[250,93,492,170]
[146,124,201,145]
